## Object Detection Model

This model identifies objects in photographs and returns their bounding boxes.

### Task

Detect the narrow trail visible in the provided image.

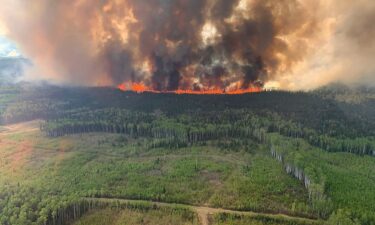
[84,197,318,225]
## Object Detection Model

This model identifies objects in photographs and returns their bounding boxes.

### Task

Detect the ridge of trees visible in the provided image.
[38,109,375,157]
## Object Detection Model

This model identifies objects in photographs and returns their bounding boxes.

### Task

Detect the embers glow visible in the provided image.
[118,82,262,95]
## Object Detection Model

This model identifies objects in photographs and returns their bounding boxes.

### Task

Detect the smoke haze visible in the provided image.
[0,0,374,90]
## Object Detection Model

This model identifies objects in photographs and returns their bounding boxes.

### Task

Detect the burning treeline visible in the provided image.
[1,0,375,91]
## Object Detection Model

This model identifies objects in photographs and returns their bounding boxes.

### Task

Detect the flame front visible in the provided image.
[118,81,262,94]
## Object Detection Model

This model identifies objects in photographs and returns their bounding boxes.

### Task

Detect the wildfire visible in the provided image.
[117,82,263,95]
[118,82,150,93]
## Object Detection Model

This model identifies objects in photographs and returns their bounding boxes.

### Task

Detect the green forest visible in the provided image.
[0,83,374,225]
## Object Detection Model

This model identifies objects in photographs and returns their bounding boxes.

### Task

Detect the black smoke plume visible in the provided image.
[1,0,374,90]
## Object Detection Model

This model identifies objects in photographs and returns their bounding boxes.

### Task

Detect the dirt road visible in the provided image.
[85,197,318,225]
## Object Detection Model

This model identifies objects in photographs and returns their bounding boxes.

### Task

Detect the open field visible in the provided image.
[71,206,199,225]
[72,208,197,225]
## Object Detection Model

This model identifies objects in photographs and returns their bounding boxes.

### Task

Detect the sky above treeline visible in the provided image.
[0,37,21,58]
[0,22,19,57]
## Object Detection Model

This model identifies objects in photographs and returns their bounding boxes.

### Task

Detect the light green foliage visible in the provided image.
[269,134,375,223]
[209,153,310,216]
[327,209,361,225]
[0,131,312,225]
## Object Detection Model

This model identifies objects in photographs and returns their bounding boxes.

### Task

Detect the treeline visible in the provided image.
[308,136,375,156]
[0,99,70,124]
[270,146,333,219]
[39,108,375,157]
[3,83,375,137]
[44,199,196,225]
[0,183,196,225]
[40,109,269,147]
[0,184,86,225]
[274,121,375,156]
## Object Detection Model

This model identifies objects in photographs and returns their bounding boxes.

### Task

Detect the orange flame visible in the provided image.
[118,82,263,95]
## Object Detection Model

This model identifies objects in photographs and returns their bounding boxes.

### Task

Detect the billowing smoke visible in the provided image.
[0,0,374,90]
[285,0,375,90]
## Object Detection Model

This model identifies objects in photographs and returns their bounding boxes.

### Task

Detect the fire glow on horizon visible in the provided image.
[117,82,263,94]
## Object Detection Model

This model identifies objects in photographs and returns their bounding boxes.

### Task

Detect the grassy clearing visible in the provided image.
[2,127,311,213]
[44,136,310,214]
[211,213,317,225]
[209,152,310,214]
[71,207,199,225]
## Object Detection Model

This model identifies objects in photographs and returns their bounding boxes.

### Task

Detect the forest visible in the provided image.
[0,83,374,225]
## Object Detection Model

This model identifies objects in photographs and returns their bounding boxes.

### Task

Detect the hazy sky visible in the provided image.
[0,36,21,57]
[0,23,20,57]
